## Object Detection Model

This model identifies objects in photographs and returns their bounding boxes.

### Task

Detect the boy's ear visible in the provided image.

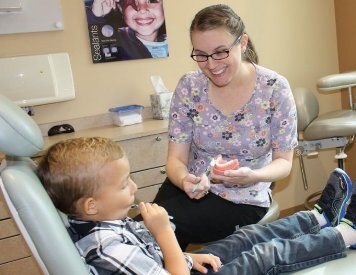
[82,197,98,215]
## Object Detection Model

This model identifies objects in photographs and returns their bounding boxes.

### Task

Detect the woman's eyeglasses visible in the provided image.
[190,35,242,62]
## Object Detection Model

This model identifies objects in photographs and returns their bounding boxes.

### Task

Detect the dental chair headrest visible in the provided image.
[0,94,44,157]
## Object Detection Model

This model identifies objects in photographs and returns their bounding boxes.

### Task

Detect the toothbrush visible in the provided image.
[192,158,215,193]
[131,203,174,220]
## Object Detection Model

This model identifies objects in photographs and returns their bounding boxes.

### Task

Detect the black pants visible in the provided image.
[153,178,268,251]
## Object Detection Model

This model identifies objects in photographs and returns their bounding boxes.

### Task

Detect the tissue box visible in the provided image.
[150,92,172,120]
[109,105,144,126]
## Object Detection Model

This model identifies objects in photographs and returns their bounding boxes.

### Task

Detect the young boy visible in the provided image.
[37,137,218,274]
[37,137,356,274]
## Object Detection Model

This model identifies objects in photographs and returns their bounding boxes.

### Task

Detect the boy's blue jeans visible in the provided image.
[194,211,347,274]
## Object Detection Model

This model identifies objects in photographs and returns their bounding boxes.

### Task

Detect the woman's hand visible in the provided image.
[92,0,117,17]
[181,173,211,200]
[211,166,257,187]
[187,253,222,273]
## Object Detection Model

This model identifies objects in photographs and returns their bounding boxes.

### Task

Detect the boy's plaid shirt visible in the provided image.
[68,217,192,274]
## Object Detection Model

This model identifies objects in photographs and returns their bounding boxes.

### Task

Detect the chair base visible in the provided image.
[304,191,322,210]
[258,199,280,224]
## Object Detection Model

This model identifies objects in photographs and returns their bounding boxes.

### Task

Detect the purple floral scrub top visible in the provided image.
[168,65,298,207]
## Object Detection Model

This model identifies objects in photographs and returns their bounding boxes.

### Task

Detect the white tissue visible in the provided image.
[150,75,170,94]
[149,75,172,119]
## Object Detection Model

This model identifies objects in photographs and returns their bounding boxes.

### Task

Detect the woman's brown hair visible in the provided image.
[190,4,258,64]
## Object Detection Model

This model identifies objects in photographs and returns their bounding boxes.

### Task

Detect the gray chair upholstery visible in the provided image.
[0,94,89,275]
[294,72,356,208]
[258,199,280,224]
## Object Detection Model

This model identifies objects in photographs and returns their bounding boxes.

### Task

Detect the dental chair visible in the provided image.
[294,71,356,209]
[0,95,89,275]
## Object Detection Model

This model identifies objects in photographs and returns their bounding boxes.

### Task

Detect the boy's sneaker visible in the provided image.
[340,183,356,249]
[314,168,353,228]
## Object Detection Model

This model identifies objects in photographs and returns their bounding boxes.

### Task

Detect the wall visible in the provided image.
[334,0,356,179]
[0,0,341,210]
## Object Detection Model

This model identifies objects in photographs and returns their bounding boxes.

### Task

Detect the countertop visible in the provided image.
[36,119,168,157]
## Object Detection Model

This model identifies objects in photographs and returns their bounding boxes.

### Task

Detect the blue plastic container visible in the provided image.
[109,105,144,126]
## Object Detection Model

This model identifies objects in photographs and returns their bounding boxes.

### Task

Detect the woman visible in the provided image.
[154,4,298,250]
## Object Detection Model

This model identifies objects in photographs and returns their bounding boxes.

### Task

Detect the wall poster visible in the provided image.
[84,0,169,63]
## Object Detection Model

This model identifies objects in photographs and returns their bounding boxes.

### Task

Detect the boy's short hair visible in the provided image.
[37,137,125,215]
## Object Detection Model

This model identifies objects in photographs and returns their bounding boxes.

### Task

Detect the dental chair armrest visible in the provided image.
[317,71,356,91]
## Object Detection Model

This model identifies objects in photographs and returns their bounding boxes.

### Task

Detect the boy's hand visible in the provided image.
[187,253,222,273]
[139,202,172,237]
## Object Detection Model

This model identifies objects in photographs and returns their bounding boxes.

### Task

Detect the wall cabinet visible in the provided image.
[0,192,42,274]
[121,133,168,203]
